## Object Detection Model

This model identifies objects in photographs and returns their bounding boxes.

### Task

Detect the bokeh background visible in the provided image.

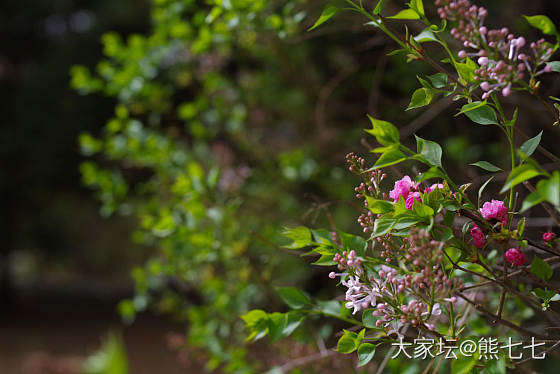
[1,0,560,373]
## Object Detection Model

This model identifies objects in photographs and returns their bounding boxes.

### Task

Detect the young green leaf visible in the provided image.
[520,131,543,157]
[459,101,498,125]
[415,135,443,167]
[276,287,312,309]
[373,0,386,15]
[365,197,394,214]
[531,256,553,281]
[357,343,376,367]
[365,115,400,145]
[537,171,560,207]
[308,5,339,31]
[372,148,407,169]
[388,9,420,20]
[500,164,543,193]
[373,217,397,237]
[478,176,494,207]
[282,226,312,249]
[407,88,434,110]
[428,73,448,88]
[414,29,437,43]
[470,161,503,172]
[520,190,545,212]
[524,15,559,37]
[409,0,425,16]
[336,330,358,353]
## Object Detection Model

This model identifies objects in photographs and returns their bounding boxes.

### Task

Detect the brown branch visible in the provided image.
[455,292,547,339]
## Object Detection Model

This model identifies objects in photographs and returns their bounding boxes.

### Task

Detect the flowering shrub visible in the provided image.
[243,1,560,372]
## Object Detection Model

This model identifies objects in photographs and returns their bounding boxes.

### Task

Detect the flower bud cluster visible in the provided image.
[329,229,462,335]
[436,0,556,98]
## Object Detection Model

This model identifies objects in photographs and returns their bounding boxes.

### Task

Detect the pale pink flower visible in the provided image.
[389,175,416,202]
[480,199,508,225]
[505,248,527,267]
[405,192,422,210]
[543,231,556,242]
[426,183,444,194]
[470,225,486,248]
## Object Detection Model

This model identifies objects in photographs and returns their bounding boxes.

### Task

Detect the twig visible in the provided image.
[455,292,547,339]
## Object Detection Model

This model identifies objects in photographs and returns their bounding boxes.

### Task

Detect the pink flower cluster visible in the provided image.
[505,248,527,266]
[436,0,555,98]
[389,176,444,210]
[480,199,508,226]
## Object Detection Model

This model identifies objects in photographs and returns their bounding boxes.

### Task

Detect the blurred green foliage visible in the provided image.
[83,333,129,374]
[71,0,359,371]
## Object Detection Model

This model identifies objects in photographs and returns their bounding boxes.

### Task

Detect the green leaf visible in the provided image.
[336,330,358,353]
[373,217,396,237]
[537,171,560,207]
[268,313,287,342]
[340,232,368,257]
[470,161,502,172]
[455,57,477,83]
[362,309,378,328]
[428,73,448,88]
[388,9,420,20]
[520,190,545,212]
[520,131,543,157]
[241,309,269,341]
[485,355,506,374]
[459,101,498,125]
[524,15,559,37]
[283,312,304,336]
[373,0,386,15]
[415,135,442,167]
[282,226,312,249]
[365,115,400,145]
[412,202,434,218]
[308,5,339,31]
[317,300,342,317]
[372,148,407,169]
[409,0,424,16]
[531,256,553,281]
[366,197,394,214]
[312,254,336,266]
[407,88,434,110]
[276,287,312,309]
[357,343,376,367]
[451,348,479,374]
[500,164,543,193]
[414,28,437,43]
[547,61,560,72]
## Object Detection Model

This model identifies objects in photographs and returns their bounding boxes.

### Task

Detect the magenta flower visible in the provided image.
[405,192,422,210]
[389,175,416,202]
[426,183,444,194]
[505,248,527,267]
[543,231,556,242]
[470,225,486,249]
[480,199,508,225]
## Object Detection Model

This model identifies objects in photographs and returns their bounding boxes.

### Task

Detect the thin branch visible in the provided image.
[455,292,548,339]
